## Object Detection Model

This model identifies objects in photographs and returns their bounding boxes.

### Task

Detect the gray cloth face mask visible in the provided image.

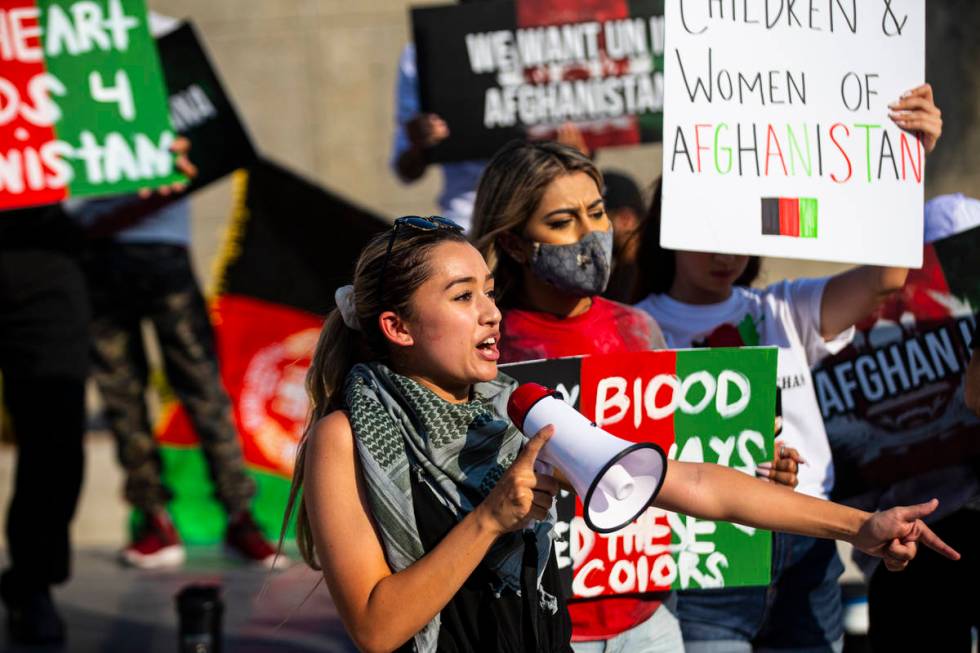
[529,229,614,297]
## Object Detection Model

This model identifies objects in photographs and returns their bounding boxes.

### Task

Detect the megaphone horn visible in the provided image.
[507,383,667,534]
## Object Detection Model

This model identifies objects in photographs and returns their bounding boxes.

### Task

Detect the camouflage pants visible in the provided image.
[85,243,255,515]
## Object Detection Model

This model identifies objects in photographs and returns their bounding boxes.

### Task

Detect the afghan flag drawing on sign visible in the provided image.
[0,0,183,211]
[504,347,776,596]
[154,158,387,542]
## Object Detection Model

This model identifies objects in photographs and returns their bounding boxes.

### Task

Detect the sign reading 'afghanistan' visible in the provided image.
[660,0,926,267]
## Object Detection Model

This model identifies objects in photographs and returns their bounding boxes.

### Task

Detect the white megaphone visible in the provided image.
[507,383,668,534]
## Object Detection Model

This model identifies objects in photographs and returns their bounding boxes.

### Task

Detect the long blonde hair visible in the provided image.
[281,224,469,570]
[469,140,602,307]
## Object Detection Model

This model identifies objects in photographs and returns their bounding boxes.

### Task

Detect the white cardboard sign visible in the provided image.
[661,0,925,267]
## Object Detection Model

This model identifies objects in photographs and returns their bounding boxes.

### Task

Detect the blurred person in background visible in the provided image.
[863,192,980,652]
[66,12,282,573]
[391,0,591,231]
[390,39,487,231]
[0,203,88,646]
[600,169,646,303]
[0,139,195,644]
[72,195,281,571]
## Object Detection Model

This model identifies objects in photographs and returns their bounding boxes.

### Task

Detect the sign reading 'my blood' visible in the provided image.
[503,347,778,598]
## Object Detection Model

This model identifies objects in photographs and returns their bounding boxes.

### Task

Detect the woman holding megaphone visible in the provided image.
[284,211,956,653]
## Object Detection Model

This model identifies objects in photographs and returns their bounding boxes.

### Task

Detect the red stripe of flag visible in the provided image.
[778,197,800,237]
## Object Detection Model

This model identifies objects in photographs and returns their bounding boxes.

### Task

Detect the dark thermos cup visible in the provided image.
[176,584,223,653]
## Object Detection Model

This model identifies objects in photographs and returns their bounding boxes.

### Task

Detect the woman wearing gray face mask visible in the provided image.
[469,140,680,652]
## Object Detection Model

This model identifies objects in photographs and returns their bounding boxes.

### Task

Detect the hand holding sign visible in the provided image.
[406,113,450,149]
[888,83,942,153]
[476,424,559,535]
[755,441,803,488]
[136,136,197,198]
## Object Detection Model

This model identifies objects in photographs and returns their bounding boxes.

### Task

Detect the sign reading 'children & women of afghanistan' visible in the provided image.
[661,1,925,267]
[0,0,184,210]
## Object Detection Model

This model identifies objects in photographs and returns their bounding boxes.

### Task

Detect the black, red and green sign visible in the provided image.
[504,347,777,597]
[0,0,182,211]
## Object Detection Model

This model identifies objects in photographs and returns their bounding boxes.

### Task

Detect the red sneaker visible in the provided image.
[120,510,186,569]
[224,512,288,569]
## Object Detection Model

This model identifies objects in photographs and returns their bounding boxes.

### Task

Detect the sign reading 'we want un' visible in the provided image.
[660,0,926,268]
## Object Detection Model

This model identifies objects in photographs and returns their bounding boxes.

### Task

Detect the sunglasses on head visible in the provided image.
[377,215,464,299]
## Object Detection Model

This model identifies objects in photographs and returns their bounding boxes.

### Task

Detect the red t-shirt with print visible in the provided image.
[499,297,669,641]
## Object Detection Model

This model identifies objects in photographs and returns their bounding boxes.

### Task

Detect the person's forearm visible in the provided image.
[656,461,868,543]
[822,265,909,338]
[395,145,428,182]
[867,265,909,298]
[342,507,500,653]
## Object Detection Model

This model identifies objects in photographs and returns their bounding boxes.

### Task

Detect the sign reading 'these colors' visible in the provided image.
[504,347,777,597]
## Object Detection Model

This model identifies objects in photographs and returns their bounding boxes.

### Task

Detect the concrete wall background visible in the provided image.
[160,0,979,289]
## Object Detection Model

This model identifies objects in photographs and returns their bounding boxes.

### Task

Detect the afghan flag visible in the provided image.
[154,158,387,542]
[761,197,819,238]
[0,0,183,211]
[503,347,777,597]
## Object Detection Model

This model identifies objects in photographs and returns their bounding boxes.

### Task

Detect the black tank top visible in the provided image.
[394,468,572,652]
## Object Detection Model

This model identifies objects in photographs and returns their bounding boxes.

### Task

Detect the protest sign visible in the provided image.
[814,225,980,505]
[502,346,776,597]
[81,21,258,237]
[157,22,255,192]
[157,23,256,192]
[412,0,665,162]
[660,0,925,267]
[0,0,184,211]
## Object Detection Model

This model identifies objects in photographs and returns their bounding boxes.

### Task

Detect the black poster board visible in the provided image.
[412,0,665,162]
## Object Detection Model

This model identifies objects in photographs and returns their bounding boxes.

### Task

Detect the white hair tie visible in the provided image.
[334,285,361,331]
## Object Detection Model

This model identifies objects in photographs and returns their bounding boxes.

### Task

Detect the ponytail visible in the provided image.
[279,223,469,570]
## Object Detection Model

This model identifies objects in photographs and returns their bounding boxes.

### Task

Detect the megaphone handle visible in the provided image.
[533,460,554,476]
[527,460,554,530]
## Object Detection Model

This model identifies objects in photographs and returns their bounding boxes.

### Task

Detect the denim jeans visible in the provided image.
[571,599,684,653]
[678,533,845,653]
